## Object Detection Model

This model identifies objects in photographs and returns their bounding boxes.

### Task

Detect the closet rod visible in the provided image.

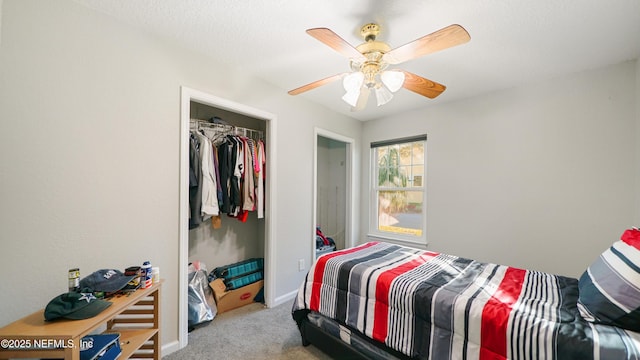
[190,118,264,140]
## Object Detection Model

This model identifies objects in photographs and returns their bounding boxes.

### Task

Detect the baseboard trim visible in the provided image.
[162,339,181,357]
[272,289,297,307]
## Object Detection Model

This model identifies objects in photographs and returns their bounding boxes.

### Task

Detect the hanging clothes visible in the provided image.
[231,135,243,216]
[189,120,266,229]
[211,145,223,229]
[189,133,203,229]
[195,131,219,218]
[242,137,256,212]
[256,140,266,219]
[217,136,233,215]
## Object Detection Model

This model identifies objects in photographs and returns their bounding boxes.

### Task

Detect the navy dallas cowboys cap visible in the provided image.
[44,292,111,321]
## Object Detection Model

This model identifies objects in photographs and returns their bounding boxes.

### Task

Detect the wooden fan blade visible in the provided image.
[401,71,446,99]
[306,28,366,61]
[383,24,470,65]
[351,87,370,112]
[288,73,346,95]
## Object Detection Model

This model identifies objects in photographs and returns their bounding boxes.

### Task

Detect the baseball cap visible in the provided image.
[79,269,137,293]
[44,292,112,321]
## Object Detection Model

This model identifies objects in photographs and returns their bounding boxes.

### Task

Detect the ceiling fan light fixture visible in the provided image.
[381,70,405,93]
[342,71,364,93]
[342,71,365,107]
[374,85,393,106]
[342,88,361,107]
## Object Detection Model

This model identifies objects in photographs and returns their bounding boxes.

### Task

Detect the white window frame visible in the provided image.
[368,135,427,245]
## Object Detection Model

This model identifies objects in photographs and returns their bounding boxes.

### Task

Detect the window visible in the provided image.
[370,135,427,243]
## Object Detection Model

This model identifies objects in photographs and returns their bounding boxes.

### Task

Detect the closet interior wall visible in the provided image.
[189,101,266,272]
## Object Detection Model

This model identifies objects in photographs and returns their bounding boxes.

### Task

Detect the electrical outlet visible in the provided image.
[298,259,305,271]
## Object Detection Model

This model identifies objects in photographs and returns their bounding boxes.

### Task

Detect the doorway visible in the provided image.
[179,87,276,349]
[313,128,355,260]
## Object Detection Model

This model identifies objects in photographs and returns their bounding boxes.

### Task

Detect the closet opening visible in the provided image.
[313,128,355,260]
[179,87,276,349]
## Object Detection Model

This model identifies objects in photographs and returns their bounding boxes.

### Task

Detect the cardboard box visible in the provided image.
[210,278,264,314]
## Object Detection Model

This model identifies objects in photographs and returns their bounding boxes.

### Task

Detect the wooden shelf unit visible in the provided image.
[0,282,161,360]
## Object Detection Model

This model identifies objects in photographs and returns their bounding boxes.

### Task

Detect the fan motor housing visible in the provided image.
[360,23,380,42]
[356,41,390,56]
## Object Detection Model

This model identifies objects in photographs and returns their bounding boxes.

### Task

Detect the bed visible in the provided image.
[292,228,640,359]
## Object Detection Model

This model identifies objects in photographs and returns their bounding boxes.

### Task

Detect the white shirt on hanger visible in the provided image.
[195,132,219,217]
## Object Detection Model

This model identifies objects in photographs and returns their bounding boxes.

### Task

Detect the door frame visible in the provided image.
[312,127,355,260]
[179,86,277,348]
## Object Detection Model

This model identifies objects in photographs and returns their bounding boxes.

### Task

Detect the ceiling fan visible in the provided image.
[288,23,470,111]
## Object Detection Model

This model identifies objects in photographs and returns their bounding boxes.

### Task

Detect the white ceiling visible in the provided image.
[74,0,640,121]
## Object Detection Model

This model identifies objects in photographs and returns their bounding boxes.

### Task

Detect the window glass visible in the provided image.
[371,137,426,242]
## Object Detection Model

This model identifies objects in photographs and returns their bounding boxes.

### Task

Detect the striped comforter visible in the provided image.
[292,242,640,359]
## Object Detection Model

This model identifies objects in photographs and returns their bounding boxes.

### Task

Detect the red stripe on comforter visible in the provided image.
[480,267,526,360]
[309,242,379,311]
[372,251,440,343]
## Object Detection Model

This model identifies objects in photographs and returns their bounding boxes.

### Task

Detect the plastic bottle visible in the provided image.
[68,268,80,292]
[141,261,152,288]
[152,267,160,284]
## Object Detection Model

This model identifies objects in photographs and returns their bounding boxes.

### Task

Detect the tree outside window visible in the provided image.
[371,136,426,242]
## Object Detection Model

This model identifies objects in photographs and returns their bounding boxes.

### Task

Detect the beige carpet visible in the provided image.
[163,300,331,360]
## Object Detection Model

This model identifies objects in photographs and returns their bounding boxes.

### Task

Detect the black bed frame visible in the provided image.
[294,310,410,360]
[299,318,369,359]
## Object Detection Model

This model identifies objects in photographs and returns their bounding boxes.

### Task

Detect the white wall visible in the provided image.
[0,0,362,351]
[362,60,638,277]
